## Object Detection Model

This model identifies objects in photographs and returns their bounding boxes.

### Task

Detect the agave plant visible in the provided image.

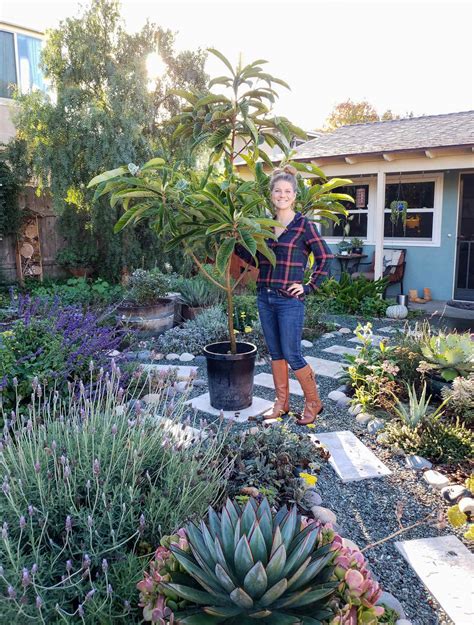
[392,383,447,428]
[159,497,338,624]
[420,332,474,381]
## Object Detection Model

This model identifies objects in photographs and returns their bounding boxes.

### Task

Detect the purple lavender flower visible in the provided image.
[2,522,8,539]
[35,595,43,609]
[107,583,113,595]
[87,515,93,528]
[1,479,10,496]
[82,554,91,570]
[31,563,38,575]
[34,461,41,473]
[66,559,73,572]
[28,505,34,516]
[19,516,26,529]
[64,465,71,479]
[21,568,31,588]
[78,603,84,617]
[93,459,100,476]
[139,514,145,533]
[7,585,16,599]
[51,440,57,451]
[111,424,118,436]
[65,516,72,533]
[102,558,108,573]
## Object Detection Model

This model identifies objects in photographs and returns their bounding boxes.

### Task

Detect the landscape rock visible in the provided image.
[367,418,385,434]
[166,353,180,361]
[175,381,190,393]
[342,538,361,552]
[321,333,336,339]
[376,591,406,619]
[301,339,313,348]
[423,470,450,490]
[336,384,350,394]
[194,355,206,364]
[338,327,351,334]
[355,412,372,425]
[396,620,413,625]
[192,379,207,388]
[137,350,152,360]
[348,403,363,416]
[405,455,432,471]
[107,349,121,357]
[440,485,471,504]
[301,489,323,509]
[458,497,474,516]
[376,433,389,445]
[311,505,337,525]
[179,352,195,362]
[336,396,352,408]
[152,352,164,361]
[142,393,161,405]
[328,390,346,402]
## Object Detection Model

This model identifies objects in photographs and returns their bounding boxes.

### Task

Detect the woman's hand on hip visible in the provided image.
[287,283,304,296]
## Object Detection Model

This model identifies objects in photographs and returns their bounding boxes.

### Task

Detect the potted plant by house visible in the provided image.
[116,268,175,333]
[88,50,351,410]
[350,237,364,255]
[337,240,352,256]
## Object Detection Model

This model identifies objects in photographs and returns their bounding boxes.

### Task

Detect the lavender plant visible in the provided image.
[0,366,230,623]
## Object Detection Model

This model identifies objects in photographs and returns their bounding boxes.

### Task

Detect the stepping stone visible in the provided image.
[185,393,273,423]
[395,535,474,625]
[310,430,392,483]
[323,345,359,357]
[141,364,198,380]
[377,326,398,334]
[254,373,303,396]
[305,356,344,379]
[348,335,386,345]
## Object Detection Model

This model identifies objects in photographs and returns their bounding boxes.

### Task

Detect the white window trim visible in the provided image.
[383,173,443,247]
[322,173,443,248]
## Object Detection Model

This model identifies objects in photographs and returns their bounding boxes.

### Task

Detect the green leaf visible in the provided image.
[220,507,235,562]
[265,543,287,587]
[87,166,127,188]
[214,563,236,593]
[258,578,288,607]
[283,529,318,577]
[287,553,334,592]
[208,126,232,149]
[234,535,254,581]
[274,584,337,608]
[229,587,254,609]
[196,94,232,107]
[241,499,258,535]
[203,606,241,618]
[208,76,233,88]
[140,157,166,170]
[243,561,268,598]
[178,612,225,624]
[208,48,235,76]
[249,523,268,566]
[279,507,298,550]
[215,237,236,275]
[160,583,225,606]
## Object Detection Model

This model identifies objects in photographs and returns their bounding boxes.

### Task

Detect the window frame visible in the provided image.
[0,27,45,101]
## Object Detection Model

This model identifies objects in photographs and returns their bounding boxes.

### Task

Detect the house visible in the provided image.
[238,111,474,302]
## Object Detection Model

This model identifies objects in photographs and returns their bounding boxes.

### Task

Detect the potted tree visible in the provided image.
[88,50,351,410]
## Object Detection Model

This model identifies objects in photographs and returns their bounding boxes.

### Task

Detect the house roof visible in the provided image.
[294,110,474,159]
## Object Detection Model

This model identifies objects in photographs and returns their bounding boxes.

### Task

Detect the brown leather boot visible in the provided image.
[294,364,323,425]
[264,359,290,419]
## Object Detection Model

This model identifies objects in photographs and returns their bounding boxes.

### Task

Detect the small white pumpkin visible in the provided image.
[386,304,408,319]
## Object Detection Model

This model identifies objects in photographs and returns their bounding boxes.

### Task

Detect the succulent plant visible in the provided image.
[420,332,474,381]
[159,497,338,624]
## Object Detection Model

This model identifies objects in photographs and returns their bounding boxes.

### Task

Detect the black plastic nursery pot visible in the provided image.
[203,341,258,411]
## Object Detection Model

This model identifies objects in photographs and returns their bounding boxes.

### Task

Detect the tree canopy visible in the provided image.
[324,99,415,130]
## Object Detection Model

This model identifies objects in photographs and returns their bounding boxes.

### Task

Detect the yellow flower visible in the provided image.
[299,472,318,487]
[244,326,253,334]
[240,312,246,318]
[306,423,316,429]
[464,524,474,541]
[465,475,474,494]
[233,329,239,334]
[447,504,468,528]
[275,417,283,422]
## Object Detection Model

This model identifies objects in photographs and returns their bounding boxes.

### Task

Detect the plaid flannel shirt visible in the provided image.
[235,212,332,297]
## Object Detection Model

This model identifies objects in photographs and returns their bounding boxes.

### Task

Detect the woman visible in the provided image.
[237,165,332,425]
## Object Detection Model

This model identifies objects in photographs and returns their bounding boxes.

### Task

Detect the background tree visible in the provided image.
[324,98,415,130]
[7,0,207,280]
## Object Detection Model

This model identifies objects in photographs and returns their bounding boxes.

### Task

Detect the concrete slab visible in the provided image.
[141,364,198,380]
[322,345,359,357]
[185,393,273,422]
[254,372,303,396]
[305,356,344,379]
[348,335,387,345]
[377,326,398,334]
[395,535,474,625]
[311,430,392,482]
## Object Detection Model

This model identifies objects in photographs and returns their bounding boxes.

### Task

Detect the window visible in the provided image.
[0,29,46,98]
[384,178,438,241]
[319,183,369,238]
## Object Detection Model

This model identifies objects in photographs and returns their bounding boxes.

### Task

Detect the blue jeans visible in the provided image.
[257,288,307,371]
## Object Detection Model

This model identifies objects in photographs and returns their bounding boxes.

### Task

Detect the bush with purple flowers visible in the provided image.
[0,368,229,623]
[0,295,123,419]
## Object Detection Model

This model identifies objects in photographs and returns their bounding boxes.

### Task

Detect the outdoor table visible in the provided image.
[334,253,368,278]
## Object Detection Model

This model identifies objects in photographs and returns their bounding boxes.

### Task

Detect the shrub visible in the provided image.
[231,295,258,333]
[314,275,389,316]
[442,374,474,427]
[0,370,229,623]
[154,306,228,355]
[0,296,123,417]
[419,331,474,381]
[126,269,171,306]
[303,300,336,339]
[19,278,125,308]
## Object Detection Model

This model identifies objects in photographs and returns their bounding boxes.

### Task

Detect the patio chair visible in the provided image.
[352,248,407,295]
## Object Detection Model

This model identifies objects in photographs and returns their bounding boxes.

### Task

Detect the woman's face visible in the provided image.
[271,180,296,211]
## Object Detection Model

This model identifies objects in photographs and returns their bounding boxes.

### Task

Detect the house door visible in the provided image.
[454,174,474,301]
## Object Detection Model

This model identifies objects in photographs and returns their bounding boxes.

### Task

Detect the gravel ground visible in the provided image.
[140,314,470,625]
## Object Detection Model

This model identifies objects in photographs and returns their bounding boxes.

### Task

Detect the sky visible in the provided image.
[1,0,473,130]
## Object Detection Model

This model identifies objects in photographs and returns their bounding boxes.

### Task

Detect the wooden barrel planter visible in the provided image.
[116,298,175,333]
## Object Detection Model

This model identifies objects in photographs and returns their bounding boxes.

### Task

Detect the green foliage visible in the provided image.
[231,295,258,332]
[391,383,447,428]
[20,277,125,307]
[0,161,21,237]
[419,331,474,381]
[222,424,326,507]
[442,374,474,427]
[314,275,390,316]
[382,416,474,464]
[154,306,228,355]
[303,300,336,340]
[0,372,229,622]
[176,276,225,307]
[9,0,207,281]
[157,498,339,623]
[125,269,171,306]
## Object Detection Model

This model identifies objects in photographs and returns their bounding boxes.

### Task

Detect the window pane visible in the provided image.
[17,34,46,94]
[334,184,369,210]
[384,212,433,238]
[321,213,368,237]
[385,181,435,209]
[0,31,17,98]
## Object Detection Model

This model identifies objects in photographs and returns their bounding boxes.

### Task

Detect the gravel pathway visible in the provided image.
[139,314,470,625]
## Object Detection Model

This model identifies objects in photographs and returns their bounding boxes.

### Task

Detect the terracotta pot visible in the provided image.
[69,267,92,278]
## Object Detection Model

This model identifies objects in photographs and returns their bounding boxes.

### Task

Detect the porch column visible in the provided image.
[374,170,386,280]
